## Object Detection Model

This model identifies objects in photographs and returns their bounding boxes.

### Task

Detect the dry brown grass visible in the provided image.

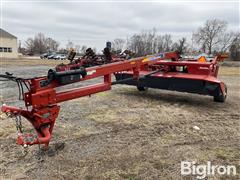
[219,66,240,76]
[0,57,69,67]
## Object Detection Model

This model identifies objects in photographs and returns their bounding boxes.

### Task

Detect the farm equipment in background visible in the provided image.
[0,47,227,149]
[56,42,134,71]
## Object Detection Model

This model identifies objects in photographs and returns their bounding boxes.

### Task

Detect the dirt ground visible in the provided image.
[0,58,239,180]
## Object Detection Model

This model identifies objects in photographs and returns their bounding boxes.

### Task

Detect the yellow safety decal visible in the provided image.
[142,58,149,62]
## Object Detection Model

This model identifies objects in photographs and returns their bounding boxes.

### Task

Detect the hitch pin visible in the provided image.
[21,144,29,157]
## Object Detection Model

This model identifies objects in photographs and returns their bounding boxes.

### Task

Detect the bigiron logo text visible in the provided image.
[181,161,237,179]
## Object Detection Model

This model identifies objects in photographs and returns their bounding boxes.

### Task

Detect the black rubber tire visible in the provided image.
[214,84,227,102]
[137,86,148,91]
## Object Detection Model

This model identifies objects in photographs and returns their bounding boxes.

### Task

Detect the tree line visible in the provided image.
[19,34,94,55]
[20,19,240,60]
[112,19,239,60]
[19,33,60,55]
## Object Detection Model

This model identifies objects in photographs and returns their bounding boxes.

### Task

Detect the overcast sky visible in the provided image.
[1,0,239,51]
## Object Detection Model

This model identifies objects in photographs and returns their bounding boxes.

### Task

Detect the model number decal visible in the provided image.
[199,67,209,70]
[87,70,96,75]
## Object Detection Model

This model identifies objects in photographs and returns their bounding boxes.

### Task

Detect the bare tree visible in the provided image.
[193,19,227,55]
[126,29,175,57]
[25,33,59,55]
[218,32,235,52]
[112,38,126,51]
[80,45,88,54]
[229,32,240,61]
[163,34,172,52]
[141,28,157,54]
[25,38,35,54]
[127,34,144,56]
[66,41,74,50]
[154,34,173,53]
[155,35,164,52]
[171,37,188,54]
[127,28,158,56]
[46,38,59,52]
[34,33,49,54]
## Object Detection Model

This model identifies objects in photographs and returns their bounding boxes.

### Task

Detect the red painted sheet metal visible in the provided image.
[56,83,111,103]
[123,71,221,83]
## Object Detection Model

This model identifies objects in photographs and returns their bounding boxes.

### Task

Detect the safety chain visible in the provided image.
[15,115,23,133]
[5,112,29,157]
[5,112,23,134]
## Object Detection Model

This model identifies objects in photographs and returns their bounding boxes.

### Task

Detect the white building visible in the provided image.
[0,28,18,58]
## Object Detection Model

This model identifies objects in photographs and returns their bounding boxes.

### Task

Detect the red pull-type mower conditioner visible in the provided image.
[0,51,227,149]
[115,54,227,102]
